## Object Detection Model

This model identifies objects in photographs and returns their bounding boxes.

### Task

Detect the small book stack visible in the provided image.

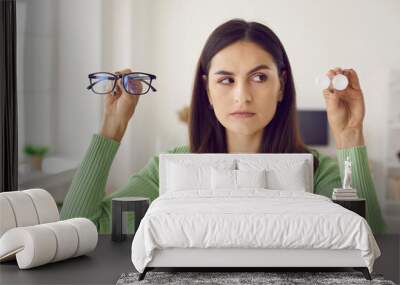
[332,188,358,200]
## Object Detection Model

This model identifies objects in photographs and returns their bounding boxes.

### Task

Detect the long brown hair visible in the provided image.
[188,18,319,172]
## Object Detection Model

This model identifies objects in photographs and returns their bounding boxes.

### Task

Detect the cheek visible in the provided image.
[208,85,230,104]
[208,90,231,117]
[258,104,278,128]
[256,94,279,123]
[212,103,230,124]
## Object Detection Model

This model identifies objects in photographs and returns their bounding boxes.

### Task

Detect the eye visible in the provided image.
[218,77,234,85]
[253,73,267,82]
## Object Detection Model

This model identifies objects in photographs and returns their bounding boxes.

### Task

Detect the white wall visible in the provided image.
[56,0,103,160]
[17,0,103,163]
[17,0,58,162]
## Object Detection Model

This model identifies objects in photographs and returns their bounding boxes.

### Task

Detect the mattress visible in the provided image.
[131,189,380,273]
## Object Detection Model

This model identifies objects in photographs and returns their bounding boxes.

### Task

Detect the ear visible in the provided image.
[278,70,287,102]
[202,75,213,105]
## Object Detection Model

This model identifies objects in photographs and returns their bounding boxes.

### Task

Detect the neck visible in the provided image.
[226,130,263,153]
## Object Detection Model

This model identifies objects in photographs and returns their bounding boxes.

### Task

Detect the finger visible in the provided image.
[343,68,361,90]
[114,84,122,96]
[333,67,343,75]
[322,87,335,100]
[128,79,143,94]
[325,69,336,91]
[115,68,133,87]
[104,79,120,98]
[116,75,139,103]
[326,69,336,79]
[105,85,120,102]
[322,88,341,111]
[115,68,133,75]
[115,69,133,97]
[105,84,121,103]
[116,78,127,96]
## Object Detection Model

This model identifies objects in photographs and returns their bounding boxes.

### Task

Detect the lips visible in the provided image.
[230,112,255,118]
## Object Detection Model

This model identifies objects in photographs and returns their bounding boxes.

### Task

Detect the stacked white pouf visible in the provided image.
[0,189,98,269]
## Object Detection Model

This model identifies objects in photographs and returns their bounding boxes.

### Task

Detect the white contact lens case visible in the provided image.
[331,74,348,91]
[315,74,348,91]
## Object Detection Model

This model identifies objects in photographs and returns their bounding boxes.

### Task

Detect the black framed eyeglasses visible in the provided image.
[86,72,157,95]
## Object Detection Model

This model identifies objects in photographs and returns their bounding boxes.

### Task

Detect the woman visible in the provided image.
[60,19,387,234]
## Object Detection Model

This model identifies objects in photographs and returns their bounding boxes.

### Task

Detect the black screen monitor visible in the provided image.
[297,110,328,145]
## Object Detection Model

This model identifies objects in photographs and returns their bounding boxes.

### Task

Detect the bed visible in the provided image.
[130,153,381,281]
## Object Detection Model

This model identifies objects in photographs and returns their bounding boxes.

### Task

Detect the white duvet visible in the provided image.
[131,189,380,273]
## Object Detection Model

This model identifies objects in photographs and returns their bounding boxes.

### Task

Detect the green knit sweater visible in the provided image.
[60,133,387,234]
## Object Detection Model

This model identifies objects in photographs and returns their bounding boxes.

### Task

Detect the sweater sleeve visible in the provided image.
[314,145,388,234]
[60,133,184,234]
[336,146,388,234]
[60,133,120,226]
[313,150,342,198]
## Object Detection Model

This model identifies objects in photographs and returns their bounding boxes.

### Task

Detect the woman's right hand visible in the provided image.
[100,68,142,142]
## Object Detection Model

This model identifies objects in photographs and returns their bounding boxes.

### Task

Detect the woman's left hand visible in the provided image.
[323,67,365,149]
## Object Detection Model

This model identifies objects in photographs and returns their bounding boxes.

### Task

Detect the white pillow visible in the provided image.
[236,169,267,188]
[238,159,309,191]
[167,162,209,191]
[211,168,236,190]
[267,163,308,191]
[211,168,267,190]
[166,160,235,192]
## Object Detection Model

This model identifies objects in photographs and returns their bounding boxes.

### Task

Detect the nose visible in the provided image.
[233,82,252,104]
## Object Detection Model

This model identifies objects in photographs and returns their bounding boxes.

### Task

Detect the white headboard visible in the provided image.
[159,153,314,195]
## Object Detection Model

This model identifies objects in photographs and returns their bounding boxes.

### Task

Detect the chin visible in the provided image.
[225,124,263,136]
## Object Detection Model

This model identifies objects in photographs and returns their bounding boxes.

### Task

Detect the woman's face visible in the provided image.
[204,41,284,136]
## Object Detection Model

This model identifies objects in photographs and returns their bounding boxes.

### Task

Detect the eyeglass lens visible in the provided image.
[90,73,115,94]
[123,74,152,95]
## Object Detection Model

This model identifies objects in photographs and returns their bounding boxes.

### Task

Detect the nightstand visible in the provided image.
[112,197,150,242]
[332,198,366,218]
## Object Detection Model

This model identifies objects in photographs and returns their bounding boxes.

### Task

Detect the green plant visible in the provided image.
[23,144,49,156]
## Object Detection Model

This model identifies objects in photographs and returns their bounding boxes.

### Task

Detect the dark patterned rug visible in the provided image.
[116,271,396,285]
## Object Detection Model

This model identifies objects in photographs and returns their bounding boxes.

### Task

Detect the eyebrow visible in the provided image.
[214,64,270,76]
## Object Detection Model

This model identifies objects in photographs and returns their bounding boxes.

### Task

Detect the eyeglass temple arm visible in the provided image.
[86,82,96,90]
